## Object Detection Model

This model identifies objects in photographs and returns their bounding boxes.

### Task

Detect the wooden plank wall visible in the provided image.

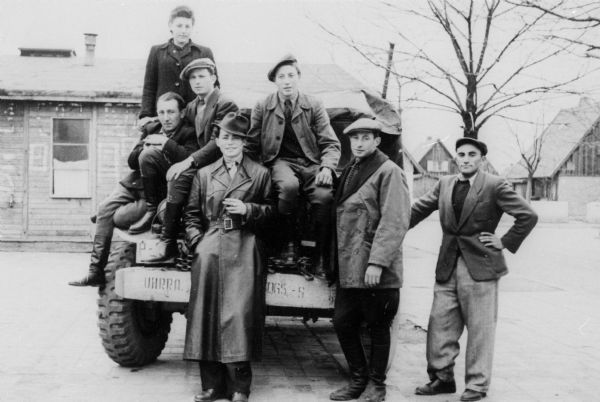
[561,121,600,177]
[0,100,25,240]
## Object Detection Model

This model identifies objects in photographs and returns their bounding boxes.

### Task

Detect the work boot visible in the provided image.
[69,235,109,287]
[145,202,180,263]
[312,203,331,280]
[128,177,161,234]
[330,365,368,400]
[358,382,386,402]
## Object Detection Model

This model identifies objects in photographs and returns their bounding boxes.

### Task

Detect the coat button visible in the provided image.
[276,136,281,140]
[176,62,180,66]
[278,121,283,125]
[175,82,180,87]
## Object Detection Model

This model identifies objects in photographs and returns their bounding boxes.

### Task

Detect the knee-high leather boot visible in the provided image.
[358,327,390,402]
[329,333,368,401]
[145,201,180,263]
[311,203,331,279]
[128,177,161,234]
[68,234,110,287]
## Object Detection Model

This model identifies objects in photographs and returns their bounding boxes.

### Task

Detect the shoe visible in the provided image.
[460,389,486,401]
[358,382,386,402]
[145,239,178,263]
[329,368,368,400]
[193,389,225,402]
[231,392,249,402]
[415,378,456,395]
[128,176,161,234]
[68,271,105,287]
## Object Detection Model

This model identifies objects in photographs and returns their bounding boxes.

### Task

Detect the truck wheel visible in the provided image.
[97,241,173,367]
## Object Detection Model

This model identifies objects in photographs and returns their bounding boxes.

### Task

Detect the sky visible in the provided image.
[2,0,600,172]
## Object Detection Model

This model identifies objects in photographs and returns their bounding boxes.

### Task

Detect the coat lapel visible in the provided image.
[457,172,485,228]
[291,94,309,121]
[337,150,388,204]
[198,88,220,141]
[223,156,253,199]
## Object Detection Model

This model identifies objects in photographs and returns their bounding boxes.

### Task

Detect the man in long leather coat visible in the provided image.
[183,112,275,402]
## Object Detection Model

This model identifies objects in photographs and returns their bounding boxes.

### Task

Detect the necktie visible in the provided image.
[226,161,238,178]
[196,97,206,123]
[452,180,471,220]
[284,99,292,122]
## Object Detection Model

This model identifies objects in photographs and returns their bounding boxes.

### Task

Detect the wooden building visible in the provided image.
[0,49,401,247]
[506,97,600,216]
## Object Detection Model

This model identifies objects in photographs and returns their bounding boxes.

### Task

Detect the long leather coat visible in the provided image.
[183,156,275,363]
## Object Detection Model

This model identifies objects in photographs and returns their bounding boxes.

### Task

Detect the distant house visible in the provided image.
[505,97,600,216]
[0,45,402,246]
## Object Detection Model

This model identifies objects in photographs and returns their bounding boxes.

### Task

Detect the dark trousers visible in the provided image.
[270,157,333,214]
[166,166,197,205]
[92,184,140,270]
[199,360,252,396]
[138,147,170,200]
[332,288,400,385]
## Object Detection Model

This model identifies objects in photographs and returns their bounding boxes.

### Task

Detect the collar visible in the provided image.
[223,153,243,168]
[168,38,191,50]
[354,149,378,164]
[197,88,215,105]
[161,120,183,137]
[456,171,478,186]
[278,92,299,109]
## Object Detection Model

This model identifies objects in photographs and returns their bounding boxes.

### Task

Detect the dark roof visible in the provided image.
[505,97,600,179]
[0,55,370,110]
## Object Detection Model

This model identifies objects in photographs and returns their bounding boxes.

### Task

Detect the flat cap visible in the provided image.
[455,137,488,156]
[215,112,250,138]
[343,118,383,135]
[180,58,216,80]
[267,54,298,82]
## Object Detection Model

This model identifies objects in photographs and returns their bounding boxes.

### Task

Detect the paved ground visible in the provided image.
[1,219,599,401]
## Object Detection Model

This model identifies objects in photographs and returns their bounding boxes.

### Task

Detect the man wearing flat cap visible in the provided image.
[328,118,410,402]
[246,54,341,277]
[183,112,275,402]
[149,58,239,262]
[411,137,538,401]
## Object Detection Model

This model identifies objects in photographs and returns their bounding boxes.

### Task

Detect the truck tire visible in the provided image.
[97,241,173,367]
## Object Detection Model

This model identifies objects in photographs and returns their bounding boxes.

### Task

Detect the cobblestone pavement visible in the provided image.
[1,220,599,401]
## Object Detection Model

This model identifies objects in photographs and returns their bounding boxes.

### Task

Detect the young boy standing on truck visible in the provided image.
[329,118,410,402]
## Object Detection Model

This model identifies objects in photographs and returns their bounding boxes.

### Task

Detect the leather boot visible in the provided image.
[312,203,331,280]
[359,329,390,402]
[358,382,386,402]
[145,202,180,263]
[128,177,161,234]
[330,335,368,401]
[69,235,109,287]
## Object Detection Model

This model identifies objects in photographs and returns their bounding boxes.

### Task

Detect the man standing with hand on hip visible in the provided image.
[411,137,538,401]
[329,118,410,402]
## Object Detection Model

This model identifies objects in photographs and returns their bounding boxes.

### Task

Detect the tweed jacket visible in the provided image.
[246,92,341,171]
[410,172,538,282]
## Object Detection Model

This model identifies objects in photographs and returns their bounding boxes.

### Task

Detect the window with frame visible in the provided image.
[52,119,91,198]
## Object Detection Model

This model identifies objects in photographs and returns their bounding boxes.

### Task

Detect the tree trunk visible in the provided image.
[462,76,478,139]
[525,174,533,202]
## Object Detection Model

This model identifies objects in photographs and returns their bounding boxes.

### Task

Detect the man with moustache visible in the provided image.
[411,138,538,401]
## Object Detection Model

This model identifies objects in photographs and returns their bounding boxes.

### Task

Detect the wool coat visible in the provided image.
[331,150,411,288]
[140,39,215,118]
[246,92,340,171]
[410,172,538,282]
[183,156,275,363]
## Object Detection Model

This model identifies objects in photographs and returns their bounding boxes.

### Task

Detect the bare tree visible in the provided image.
[516,1,600,58]
[315,0,590,139]
[513,126,547,201]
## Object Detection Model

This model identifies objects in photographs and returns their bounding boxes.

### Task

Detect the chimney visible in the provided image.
[83,33,98,66]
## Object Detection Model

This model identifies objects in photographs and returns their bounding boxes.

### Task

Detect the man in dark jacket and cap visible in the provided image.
[329,118,410,402]
[69,92,197,286]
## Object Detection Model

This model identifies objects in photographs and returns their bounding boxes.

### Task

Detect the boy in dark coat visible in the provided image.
[329,118,410,402]
[138,5,216,126]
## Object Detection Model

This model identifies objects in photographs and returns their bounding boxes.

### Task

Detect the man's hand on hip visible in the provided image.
[479,232,504,250]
